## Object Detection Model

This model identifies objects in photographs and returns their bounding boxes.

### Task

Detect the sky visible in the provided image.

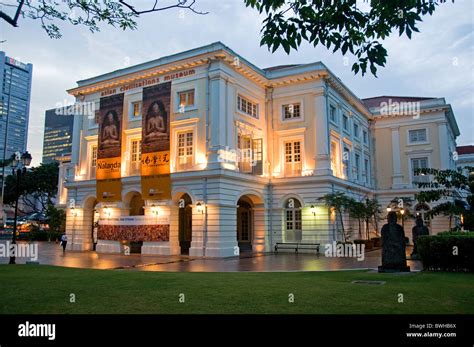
[1,0,473,166]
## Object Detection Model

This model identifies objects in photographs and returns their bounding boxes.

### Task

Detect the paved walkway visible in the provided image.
[0,241,423,272]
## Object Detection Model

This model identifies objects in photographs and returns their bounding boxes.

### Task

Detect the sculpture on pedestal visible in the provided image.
[378,211,410,272]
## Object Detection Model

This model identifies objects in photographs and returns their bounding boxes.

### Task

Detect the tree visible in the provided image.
[46,204,66,233]
[363,197,381,240]
[1,0,208,38]
[3,162,60,214]
[348,200,365,237]
[319,192,353,242]
[415,167,474,231]
[244,0,454,76]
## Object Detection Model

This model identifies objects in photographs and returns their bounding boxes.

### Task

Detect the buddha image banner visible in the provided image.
[141,82,171,200]
[97,93,124,202]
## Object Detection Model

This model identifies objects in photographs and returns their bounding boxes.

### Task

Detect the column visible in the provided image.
[252,205,267,253]
[391,126,404,188]
[204,203,238,257]
[207,61,232,168]
[438,121,450,169]
[314,90,332,175]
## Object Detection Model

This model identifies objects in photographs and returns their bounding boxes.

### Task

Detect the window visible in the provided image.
[412,157,429,183]
[90,145,97,179]
[409,129,427,143]
[283,103,301,120]
[237,95,258,119]
[238,135,263,175]
[364,158,370,184]
[178,90,195,110]
[177,131,194,170]
[343,114,349,131]
[355,153,360,181]
[284,140,302,176]
[363,130,368,144]
[342,147,350,179]
[130,139,141,175]
[238,134,252,173]
[285,198,302,242]
[131,101,141,118]
[353,123,359,138]
[330,140,341,177]
[329,105,337,123]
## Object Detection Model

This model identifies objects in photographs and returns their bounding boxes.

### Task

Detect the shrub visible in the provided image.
[417,233,474,272]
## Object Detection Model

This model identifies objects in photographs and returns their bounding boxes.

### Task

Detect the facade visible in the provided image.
[364,96,460,235]
[42,108,74,164]
[456,145,474,169]
[62,42,461,257]
[0,52,33,160]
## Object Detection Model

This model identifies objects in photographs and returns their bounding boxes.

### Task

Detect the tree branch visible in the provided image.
[0,0,25,27]
[119,0,208,15]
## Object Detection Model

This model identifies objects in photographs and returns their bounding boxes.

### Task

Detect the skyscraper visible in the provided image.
[42,108,74,164]
[0,52,33,159]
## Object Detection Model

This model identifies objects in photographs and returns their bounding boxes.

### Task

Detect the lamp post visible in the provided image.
[9,151,32,264]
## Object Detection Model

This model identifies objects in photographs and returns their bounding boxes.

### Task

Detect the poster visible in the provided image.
[141,82,172,200]
[97,93,123,202]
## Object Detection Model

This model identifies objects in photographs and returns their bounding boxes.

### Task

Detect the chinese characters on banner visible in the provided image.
[97,94,124,202]
[141,82,172,199]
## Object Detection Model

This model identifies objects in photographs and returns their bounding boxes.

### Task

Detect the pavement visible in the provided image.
[0,241,423,272]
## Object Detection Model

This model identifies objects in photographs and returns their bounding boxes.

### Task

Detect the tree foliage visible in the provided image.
[244,0,454,76]
[415,167,474,231]
[1,0,207,38]
[4,162,60,214]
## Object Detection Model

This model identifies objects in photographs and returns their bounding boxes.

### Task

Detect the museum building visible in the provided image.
[61,42,461,257]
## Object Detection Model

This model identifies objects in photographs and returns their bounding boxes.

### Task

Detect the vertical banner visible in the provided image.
[141,82,172,200]
[97,94,123,202]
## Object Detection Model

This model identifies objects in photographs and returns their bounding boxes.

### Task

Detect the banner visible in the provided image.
[98,216,170,242]
[97,94,124,202]
[141,82,172,200]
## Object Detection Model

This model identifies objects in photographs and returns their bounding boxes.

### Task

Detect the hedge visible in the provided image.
[417,232,474,272]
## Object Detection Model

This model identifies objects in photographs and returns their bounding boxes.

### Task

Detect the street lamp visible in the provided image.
[9,151,32,264]
[400,208,405,228]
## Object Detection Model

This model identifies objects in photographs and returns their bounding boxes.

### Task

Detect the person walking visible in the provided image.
[60,233,68,253]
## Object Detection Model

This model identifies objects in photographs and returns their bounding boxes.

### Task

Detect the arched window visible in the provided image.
[285,198,302,242]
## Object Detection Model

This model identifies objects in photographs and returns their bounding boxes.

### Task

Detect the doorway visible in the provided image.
[178,194,193,255]
[237,197,253,252]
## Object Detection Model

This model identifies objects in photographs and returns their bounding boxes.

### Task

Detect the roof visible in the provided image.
[456,145,474,155]
[362,96,436,109]
[263,64,301,72]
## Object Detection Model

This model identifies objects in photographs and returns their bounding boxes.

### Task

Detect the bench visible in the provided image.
[274,242,320,254]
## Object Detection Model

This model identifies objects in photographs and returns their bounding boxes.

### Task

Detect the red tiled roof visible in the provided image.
[362,96,436,109]
[457,145,474,155]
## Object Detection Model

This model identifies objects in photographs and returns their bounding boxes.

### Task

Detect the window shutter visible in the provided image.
[252,138,263,175]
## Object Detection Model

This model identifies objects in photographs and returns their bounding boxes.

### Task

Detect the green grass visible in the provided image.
[0,265,473,314]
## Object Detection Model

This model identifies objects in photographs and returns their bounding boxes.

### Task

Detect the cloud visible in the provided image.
[1,0,472,166]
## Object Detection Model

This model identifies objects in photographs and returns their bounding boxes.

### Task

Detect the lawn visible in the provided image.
[0,265,473,314]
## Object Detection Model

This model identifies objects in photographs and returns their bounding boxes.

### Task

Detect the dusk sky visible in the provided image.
[1,0,472,166]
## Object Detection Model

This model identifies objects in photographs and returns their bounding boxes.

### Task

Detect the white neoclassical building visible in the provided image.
[59,42,461,257]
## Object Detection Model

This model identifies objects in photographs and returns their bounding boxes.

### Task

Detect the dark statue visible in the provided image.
[410,215,430,259]
[378,211,410,272]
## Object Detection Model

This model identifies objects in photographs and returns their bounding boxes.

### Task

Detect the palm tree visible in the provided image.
[319,192,353,242]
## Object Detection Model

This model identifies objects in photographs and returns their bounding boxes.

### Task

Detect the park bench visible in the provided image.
[274,242,320,254]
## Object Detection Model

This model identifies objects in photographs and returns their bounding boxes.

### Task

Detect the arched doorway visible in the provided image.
[237,196,253,252]
[284,197,302,242]
[125,191,145,253]
[178,193,193,255]
[129,192,145,216]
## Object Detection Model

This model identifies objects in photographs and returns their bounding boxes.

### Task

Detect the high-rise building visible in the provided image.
[42,108,74,164]
[0,52,33,159]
